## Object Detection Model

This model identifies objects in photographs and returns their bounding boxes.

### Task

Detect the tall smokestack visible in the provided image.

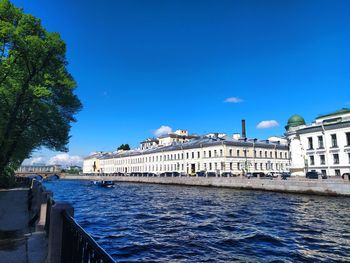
[241,119,246,138]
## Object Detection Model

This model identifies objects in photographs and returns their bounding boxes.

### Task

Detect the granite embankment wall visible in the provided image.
[60,175,350,196]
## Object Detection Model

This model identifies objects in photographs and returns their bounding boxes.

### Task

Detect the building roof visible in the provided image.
[316,108,350,119]
[158,133,199,139]
[140,138,159,144]
[84,152,109,160]
[93,136,288,160]
[285,115,306,131]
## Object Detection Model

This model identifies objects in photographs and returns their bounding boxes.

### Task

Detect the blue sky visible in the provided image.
[13,0,350,165]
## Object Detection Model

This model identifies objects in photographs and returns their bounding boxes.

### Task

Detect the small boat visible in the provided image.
[101,180,115,188]
[91,180,115,188]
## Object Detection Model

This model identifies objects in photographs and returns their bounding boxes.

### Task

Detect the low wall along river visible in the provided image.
[61,174,350,196]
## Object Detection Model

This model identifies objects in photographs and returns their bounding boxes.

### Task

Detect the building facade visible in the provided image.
[286,108,350,177]
[83,130,290,176]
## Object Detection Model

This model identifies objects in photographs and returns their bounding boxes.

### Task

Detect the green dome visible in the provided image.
[285,115,306,131]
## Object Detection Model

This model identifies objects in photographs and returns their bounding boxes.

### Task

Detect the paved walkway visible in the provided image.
[0,189,47,263]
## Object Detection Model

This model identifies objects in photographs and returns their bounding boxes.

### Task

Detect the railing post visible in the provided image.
[36,190,53,231]
[46,202,74,263]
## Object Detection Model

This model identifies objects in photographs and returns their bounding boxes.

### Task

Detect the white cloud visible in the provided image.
[48,153,83,167]
[22,156,45,165]
[224,97,243,103]
[256,120,279,129]
[153,125,172,137]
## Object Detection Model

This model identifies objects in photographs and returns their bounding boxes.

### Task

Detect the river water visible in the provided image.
[44,180,350,262]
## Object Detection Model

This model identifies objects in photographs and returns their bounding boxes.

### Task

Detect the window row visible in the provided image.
[307,132,350,150]
[102,161,288,173]
[100,149,289,166]
[309,153,350,165]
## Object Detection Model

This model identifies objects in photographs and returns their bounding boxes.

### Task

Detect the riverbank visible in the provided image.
[61,174,350,196]
[0,188,47,263]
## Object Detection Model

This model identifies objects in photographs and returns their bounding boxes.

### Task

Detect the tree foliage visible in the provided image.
[0,0,82,179]
[117,144,130,151]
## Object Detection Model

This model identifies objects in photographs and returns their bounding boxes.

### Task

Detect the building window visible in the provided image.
[197,152,200,158]
[310,156,315,165]
[280,152,282,158]
[321,170,327,177]
[254,150,257,158]
[320,155,325,165]
[237,163,240,170]
[346,132,350,146]
[203,151,206,158]
[318,136,324,149]
[220,149,223,156]
[254,163,257,170]
[333,154,339,164]
[244,150,247,157]
[209,163,212,170]
[270,151,272,158]
[214,150,217,157]
[348,153,350,164]
[308,137,313,150]
[192,152,194,159]
[260,151,262,157]
[335,169,341,177]
[209,151,211,158]
[265,151,267,158]
[331,134,338,148]
[229,149,233,156]
[230,163,233,170]
[260,163,263,170]
[186,153,189,159]
[237,150,240,157]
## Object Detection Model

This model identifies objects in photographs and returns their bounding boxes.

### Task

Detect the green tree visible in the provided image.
[0,0,82,183]
[117,144,130,151]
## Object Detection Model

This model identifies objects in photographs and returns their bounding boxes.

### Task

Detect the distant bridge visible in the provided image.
[15,164,63,179]
[15,172,62,179]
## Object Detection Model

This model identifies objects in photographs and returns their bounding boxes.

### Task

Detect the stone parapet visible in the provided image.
[62,175,350,196]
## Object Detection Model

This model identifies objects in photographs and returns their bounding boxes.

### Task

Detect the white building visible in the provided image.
[285,108,350,177]
[84,128,290,176]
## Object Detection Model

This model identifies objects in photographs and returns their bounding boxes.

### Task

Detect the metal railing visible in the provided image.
[61,210,115,263]
[45,196,55,235]
[15,176,33,186]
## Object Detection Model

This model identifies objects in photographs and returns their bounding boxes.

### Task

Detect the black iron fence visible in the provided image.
[61,210,115,263]
[45,196,55,235]
[15,176,33,187]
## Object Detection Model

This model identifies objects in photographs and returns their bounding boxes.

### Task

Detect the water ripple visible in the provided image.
[44,180,350,262]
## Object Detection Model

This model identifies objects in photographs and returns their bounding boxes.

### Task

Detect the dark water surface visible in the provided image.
[44,180,350,262]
